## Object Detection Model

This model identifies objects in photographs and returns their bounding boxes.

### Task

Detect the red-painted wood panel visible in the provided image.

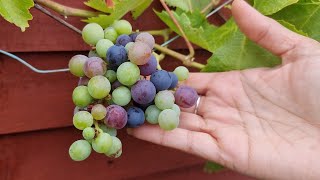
[138,164,254,180]
[0,127,205,180]
[0,50,211,135]
[0,1,227,52]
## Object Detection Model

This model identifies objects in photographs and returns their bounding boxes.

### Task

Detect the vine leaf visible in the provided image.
[164,0,219,12]
[277,20,308,36]
[254,0,299,15]
[0,0,34,31]
[202,19,281,72]
[84,0,153,28]
[131,0,153,19]
[155,9,219,52]
[204,162,224,173]
[272,0,320,41]
[84,0,112,13]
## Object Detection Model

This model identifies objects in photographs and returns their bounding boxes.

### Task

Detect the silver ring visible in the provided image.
[194,96,201,114]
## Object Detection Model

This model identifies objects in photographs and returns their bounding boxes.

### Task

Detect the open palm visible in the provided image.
[128,0,320,179]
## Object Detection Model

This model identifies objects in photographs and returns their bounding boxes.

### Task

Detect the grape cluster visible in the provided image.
[68,20,198,161]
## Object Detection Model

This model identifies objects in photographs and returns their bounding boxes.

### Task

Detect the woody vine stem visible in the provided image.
[33,0,210,69]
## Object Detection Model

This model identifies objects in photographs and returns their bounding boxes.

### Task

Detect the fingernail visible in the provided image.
[127,128,133,135]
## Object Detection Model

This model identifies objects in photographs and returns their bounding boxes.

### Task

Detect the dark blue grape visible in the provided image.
[126,107,145,128]
[116,35,132,46]
[106,45,128,69]
[150,70,172,91]
[129,33,139,42]
[169,72,178,89]
[138,55,157,76]
[131,80,156,105]
[133,101,154,111]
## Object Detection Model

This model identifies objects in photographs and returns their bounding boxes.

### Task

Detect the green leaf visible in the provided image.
[272,0,320,41]
[84,0,153,28]
[203,162,224,173]
[84,0,112,13]
[164,0,219,12]
[277,20,308,36]
[131,0,153,19]
[0,0,34,31]
[254,0,299,15]
[155,10,221,52]
[202,19,281,72]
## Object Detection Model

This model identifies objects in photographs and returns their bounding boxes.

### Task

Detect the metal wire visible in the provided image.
[1,0,233,74]
[0,50,69,73]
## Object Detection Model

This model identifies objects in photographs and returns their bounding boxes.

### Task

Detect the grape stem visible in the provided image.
[94,121,103,134]
[160,0,195,62]
[154,44,205,69]
[34,0,99,18]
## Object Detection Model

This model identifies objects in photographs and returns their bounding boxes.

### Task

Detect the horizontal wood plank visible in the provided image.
[137,164,253,180]
[0,0,227,52]
[0,50,211,135]
[0,127,206,180]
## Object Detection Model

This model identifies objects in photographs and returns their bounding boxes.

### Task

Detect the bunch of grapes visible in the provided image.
[68,20,199,161]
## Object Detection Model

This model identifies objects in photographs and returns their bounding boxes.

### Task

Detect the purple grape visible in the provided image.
[83,57,107,78]
[174,86,198,108]
[111,80,123,91]
[138,55,157,76]
[104,105,128,129]
[106,45,128,69]
[116,34,132,46]
[126,107,145,128]
[169,72,178,89]
[150,70,172,91]
[133,101,154,111]
[129,33,139,42]
[131,80,156,105]
[78,76,90,86]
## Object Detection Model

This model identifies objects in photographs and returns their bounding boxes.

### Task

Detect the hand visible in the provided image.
[127,0,320,179]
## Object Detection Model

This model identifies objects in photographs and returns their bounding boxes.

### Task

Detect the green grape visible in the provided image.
[82,23,104,45]
[155,90,175,110]
[173,66,189,81]
[105,70,117,83]
[158,109,179,131]
[88,50,99,57]
[117,62,140,86]
[96,39,114,58]
[171,104,181,116]
[87,76,111,99]
[68,55,88,77]
[125,42,134,52]
[112,86,131,106]
[72,86,93,108]
[73,111,94,130]
[91,104,107,120]
[104,27,118,43]
[69,140,92,161]
[92,133,113,153]
[145,105,161,124]
[82,127,95,140]
[112,20,132,35]
[105,136,122,158]
[99,124,117,136]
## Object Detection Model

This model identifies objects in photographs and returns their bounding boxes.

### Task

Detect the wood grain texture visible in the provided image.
[0,1,227,52]
[0,127,205,180]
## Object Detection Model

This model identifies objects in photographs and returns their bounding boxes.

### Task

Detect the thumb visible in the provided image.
[231,0,304,58]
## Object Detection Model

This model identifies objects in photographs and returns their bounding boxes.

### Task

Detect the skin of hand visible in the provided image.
[127,0,320,179]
